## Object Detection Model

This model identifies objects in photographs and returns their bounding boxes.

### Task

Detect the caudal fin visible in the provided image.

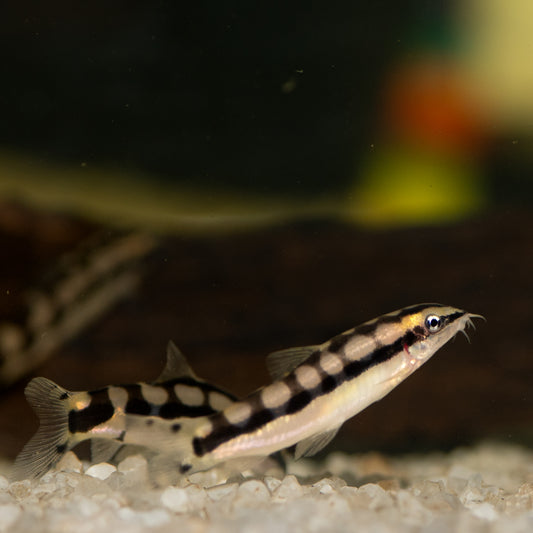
[11,377,72,481]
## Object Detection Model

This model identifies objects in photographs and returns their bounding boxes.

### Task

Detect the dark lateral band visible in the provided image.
[68,388,115,434]
[195,327,423,455]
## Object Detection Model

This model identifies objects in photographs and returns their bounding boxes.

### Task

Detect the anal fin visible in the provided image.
[91,439,124,464]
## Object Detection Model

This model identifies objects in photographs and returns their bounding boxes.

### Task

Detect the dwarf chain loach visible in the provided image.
[11,303,483,481]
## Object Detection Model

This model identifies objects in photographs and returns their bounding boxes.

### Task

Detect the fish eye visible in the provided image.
[425,314,442,333]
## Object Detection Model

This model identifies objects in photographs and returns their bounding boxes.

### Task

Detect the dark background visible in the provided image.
[1,1,529,200]
[0,1,415,193]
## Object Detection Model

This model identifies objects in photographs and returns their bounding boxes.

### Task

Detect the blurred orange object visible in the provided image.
[382,58,487,156]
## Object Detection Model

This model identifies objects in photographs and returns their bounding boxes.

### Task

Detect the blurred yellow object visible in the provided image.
[346,147,484,227]
[346,52,488,228]
[458,0,533,127]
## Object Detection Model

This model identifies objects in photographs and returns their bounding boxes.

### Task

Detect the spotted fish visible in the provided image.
[11,341,237,480]
[115,304,483,475]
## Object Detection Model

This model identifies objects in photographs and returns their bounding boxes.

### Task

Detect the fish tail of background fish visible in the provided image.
[0,231,157,388]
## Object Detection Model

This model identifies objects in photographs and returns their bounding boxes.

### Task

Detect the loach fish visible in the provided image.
[13,303,483,481]
[11,341,237,481]
[113,303,483,475]
[0,230,156,389]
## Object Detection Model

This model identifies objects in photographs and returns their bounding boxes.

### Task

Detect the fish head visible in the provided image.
[402,304,484,366]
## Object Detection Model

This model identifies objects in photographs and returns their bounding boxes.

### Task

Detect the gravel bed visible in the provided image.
[1,442,533,532]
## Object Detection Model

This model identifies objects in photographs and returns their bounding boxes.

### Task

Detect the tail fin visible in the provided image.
[11,377,72,481]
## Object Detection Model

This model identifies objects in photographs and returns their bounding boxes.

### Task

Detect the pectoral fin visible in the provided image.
[294,428,339,460]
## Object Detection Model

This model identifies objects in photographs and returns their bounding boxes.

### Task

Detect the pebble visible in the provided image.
[396,490,433,525]
[161,486,190,513]
[234,479,270,504]
[354,483,394,510]
[263,476,282,493]
[313,478,337,495]
[207,482,238,502]
[469,501,499,521]
[0,503,21,530]
[138,509,171,527]
[8,480,32,500]
[56,451,83,474]
[2,443,533,532]
[85,463,117,480]
[272,475,303,502]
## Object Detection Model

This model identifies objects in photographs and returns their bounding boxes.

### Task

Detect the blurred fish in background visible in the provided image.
[0,230,156,388]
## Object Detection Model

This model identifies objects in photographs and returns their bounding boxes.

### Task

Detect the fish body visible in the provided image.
[11,342,236,480]
[13,303,482,480]
[122,304,482,474]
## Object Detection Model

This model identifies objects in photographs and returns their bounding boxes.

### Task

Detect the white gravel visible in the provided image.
[2,442,533,532]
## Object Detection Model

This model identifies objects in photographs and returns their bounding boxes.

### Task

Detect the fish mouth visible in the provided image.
[458,312,485,343]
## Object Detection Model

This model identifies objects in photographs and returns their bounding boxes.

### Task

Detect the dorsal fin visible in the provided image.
[155,341,199,383]
[294,427,339,460]
[265,345,319,380]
